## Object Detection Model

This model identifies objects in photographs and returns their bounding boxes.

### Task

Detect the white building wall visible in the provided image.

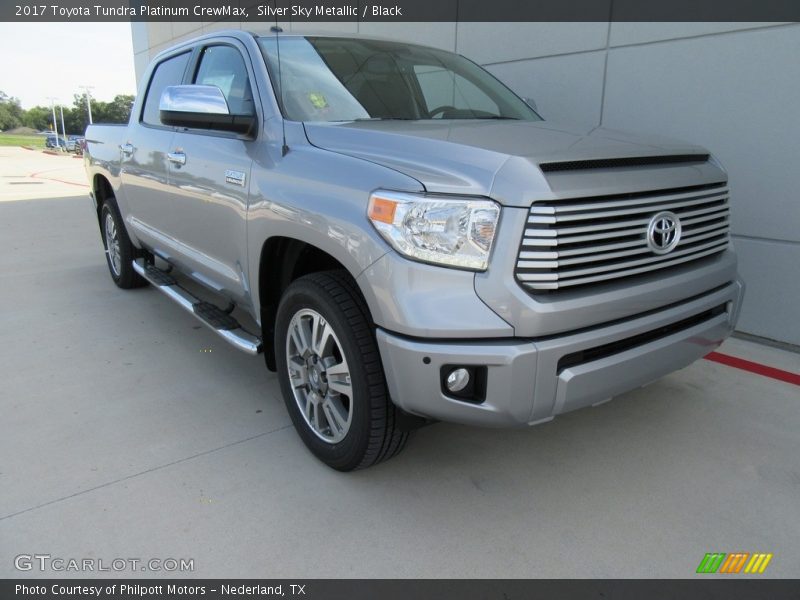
[131,21,800,345]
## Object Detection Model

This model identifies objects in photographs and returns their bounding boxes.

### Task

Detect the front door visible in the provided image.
[161,42,259,306]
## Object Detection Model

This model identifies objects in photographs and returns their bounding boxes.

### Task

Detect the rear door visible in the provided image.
[120,50,190,248]
[161,40,258,305]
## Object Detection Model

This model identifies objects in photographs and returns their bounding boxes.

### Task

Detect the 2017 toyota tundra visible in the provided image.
[84,30,745,470]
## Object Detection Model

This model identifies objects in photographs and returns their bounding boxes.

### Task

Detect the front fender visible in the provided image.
[245,141,424,323]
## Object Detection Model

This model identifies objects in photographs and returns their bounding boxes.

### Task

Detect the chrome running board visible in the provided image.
[133,259,262,355]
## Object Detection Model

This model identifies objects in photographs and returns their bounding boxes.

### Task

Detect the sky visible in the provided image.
[0,22,137,109]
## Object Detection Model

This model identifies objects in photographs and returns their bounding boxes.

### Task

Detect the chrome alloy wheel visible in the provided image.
[285,308,353,443]
[104,212,122,277]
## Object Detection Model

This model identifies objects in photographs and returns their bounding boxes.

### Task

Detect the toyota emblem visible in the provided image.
[647,211,682,254]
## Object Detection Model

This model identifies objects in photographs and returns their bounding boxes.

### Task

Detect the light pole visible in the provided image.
[47,97,60,150]
[79,85,94,125]
[59,104,67,143]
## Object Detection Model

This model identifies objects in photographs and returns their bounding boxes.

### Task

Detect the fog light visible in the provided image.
[440,365,487,404]
[446,368,470,393]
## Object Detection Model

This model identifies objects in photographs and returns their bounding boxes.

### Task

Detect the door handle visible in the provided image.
[119,143,135,156]
[167,151,186,166]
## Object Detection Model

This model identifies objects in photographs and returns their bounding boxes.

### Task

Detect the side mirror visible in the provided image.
[159,85,256,135]
[523,97,538,111]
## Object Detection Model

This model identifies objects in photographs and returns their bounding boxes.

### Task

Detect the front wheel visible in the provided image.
[275,271,409,471]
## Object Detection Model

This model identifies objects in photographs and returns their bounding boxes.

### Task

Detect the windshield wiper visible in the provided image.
[472,116,520,120]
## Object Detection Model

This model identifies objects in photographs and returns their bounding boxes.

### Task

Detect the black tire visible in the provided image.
[275,270,409,471]
[100,199,147,289]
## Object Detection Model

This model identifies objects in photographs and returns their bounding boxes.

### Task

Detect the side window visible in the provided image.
[194,45,255,116]
[142,52,191,126]
[414,65,499,116]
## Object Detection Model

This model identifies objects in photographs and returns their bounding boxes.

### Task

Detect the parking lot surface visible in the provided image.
[1,150,798,578]
[0,146,88,201]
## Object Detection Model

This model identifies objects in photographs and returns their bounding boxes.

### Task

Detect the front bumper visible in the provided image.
[377,278,744,427]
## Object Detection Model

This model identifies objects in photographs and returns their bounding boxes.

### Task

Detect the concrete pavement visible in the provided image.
[0,147,89,202]
[0,159,798,578]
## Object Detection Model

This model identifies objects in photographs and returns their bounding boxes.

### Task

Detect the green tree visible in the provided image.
[23,106,52,131]
[0,91,25,131]
[107,94,135,123]
[95,94,135,124]
[0,90,137,135]
[72,93,92,133]
[61,104,84,135]
[71,93,134,133]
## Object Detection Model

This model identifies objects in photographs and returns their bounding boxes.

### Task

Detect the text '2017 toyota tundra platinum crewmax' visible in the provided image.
[85,30,744,470]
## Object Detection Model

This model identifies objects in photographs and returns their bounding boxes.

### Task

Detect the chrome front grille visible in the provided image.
[515,183,730,291]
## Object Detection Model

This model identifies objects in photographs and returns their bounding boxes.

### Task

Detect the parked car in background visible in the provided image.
[45,134,66,149]
[67,136,85,153]
[84,31,744,471]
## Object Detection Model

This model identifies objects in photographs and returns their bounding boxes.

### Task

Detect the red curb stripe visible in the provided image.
[30,169,88,188]
[704,352,800,386]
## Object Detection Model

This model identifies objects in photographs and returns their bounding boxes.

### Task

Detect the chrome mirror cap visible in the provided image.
[159,85,230,115]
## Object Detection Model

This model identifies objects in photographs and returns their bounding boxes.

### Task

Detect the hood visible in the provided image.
[303,119,711,202]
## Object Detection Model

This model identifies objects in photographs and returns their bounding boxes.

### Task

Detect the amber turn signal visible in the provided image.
[368,196,398,224]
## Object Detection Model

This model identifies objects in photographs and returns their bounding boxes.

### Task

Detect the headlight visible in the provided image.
[368,191,500,271]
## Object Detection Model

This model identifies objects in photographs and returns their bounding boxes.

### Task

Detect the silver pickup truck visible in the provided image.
[85,30,744,470]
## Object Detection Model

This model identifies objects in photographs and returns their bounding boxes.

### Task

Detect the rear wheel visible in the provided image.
[275,270,409,471]
[100,200,147,289]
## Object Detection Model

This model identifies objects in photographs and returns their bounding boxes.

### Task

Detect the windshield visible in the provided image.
[257,36,541,122]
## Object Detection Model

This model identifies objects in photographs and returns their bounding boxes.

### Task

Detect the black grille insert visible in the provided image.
[557,303,726,373]
[539,154,710,173]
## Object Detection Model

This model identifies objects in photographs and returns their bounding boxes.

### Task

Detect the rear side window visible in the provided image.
[194,45,255,116]
[142,52,191,126]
